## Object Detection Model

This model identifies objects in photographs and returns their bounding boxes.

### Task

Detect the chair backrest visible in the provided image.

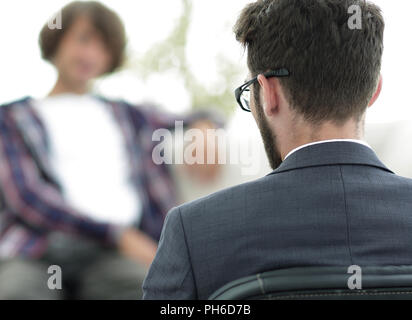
[209,266,412,300]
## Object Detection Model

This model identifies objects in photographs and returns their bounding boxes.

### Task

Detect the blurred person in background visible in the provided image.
[0,1,221,299]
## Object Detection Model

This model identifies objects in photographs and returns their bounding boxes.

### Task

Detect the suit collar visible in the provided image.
[269,141,394,176]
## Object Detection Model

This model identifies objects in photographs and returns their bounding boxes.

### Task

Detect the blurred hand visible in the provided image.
[118,228,158,268]
[183,119,222,183]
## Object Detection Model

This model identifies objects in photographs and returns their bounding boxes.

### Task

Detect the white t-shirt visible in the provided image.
[33,94,141,226]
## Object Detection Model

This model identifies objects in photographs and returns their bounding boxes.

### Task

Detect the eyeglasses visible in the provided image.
[235,68,290,112]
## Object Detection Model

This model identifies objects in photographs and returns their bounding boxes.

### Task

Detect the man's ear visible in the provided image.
[368,75,382,107]
[257,74,278,116]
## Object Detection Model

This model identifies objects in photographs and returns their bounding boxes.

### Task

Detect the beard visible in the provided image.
[254,93,283,170]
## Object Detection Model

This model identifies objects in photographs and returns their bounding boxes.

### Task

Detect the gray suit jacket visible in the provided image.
[143,141,412,299]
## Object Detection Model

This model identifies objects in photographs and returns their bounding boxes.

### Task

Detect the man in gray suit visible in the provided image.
[143,0,412,299]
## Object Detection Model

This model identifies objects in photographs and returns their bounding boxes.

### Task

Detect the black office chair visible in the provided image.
[209,266,412,300]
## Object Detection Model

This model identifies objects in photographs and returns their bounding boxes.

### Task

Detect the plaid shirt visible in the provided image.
[0,96,200,258]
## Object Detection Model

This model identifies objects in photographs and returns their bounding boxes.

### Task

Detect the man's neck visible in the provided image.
[49,76,91,97]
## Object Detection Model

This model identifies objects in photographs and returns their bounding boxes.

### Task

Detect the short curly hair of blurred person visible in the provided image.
[39,1,127,74]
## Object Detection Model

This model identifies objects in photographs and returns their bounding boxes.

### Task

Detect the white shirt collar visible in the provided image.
[284,139,372,160]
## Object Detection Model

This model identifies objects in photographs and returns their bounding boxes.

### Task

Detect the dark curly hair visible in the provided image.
[234,0,385,125]
[39,1,127,74]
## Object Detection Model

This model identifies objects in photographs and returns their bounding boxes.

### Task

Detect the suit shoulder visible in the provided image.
[389,172,412,187]
[177,174,275,219]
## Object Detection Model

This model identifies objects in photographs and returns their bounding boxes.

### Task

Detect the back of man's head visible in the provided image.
[234,0,384,125]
